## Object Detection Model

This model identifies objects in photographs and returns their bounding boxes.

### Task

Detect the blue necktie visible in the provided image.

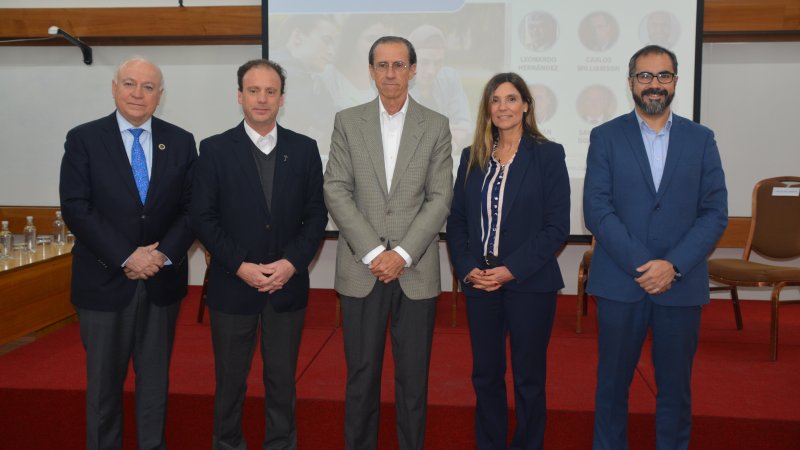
[129,128,149,205]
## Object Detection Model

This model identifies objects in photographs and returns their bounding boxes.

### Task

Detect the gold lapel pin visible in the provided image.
[158,144,166,151]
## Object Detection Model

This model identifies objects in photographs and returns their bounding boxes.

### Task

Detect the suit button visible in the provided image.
[140,214,146,219]
[380,237,386,242]
[265,224,271,231]
[386,210,393,215]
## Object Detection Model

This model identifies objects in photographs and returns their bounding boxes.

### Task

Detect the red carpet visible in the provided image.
[1,288,798,449]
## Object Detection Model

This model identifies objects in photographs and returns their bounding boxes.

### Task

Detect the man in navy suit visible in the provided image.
[583,45,727,450]
[60,57,197,450]
[190,59,327,450]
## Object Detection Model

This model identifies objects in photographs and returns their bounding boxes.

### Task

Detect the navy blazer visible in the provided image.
[190,123,327,314]
[583,111,728,306]
[60,112,197,311]
[447,136,570,297]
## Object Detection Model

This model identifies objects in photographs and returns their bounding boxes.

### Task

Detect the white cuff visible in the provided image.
[362,245,386,265]
[392,246,412,268]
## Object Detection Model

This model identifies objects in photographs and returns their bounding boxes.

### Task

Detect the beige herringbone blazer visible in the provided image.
[323,97,453,299]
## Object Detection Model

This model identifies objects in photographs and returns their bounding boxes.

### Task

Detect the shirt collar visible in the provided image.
[243,120,278,148]
[116,111,152,134]
[635,109,673,134]
[378,95,409,119]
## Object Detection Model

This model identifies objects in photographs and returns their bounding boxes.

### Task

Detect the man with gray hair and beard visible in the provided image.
[583,45,727,450]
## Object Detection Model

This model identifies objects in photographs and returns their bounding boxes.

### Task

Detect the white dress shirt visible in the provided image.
[362,96,412,267]
[379,96,408,191]
[243,120,278,155]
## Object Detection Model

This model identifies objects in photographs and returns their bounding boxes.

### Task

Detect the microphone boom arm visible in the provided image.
[48,26,93,65]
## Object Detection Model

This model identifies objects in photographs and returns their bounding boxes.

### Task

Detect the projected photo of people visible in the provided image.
[273,15,338,76]
[640,11,681,48]
[529,83,557,125]
[579,11,619,52]
[409,24,474,156]
[320,15,393,111]
[270,14,339,153]
[519,11,558,52]
[576,85,617,125]
[399,4,504,180]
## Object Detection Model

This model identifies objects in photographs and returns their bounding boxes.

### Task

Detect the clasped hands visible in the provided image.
[123,242,167,280]
[370,250,406,283]
[237,259,296,294]
[466,266,515,292]
[635,259,676,295]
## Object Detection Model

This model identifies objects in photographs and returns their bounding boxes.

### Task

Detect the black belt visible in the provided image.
[482,254,500,268]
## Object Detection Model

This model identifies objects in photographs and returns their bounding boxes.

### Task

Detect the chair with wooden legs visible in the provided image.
[708,176,800,361]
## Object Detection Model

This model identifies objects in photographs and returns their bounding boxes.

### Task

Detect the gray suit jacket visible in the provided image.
[324,96,453,299]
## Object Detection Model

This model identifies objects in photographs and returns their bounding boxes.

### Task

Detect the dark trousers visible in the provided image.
[592,297,702,450]
[77,281,180,450]
[209,302,305,450]
[466,289,557,450]
[340,280,437,450]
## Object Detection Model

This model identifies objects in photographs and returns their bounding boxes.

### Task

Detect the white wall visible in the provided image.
[0,45,260,206]
[700,42,800,219]
[1,42,797,300]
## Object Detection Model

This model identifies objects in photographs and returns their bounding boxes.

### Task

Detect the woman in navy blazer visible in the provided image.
[447,73,570,450]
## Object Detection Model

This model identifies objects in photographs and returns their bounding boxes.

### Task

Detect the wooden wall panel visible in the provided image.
[0,6,262,45]
[716,217,752,249]
[0,2,798,44]
[704,0,800,41]
[704,0,800,32]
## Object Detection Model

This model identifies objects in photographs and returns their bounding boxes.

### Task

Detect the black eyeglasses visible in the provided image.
[371,61,410,73]
[631,71,676,84]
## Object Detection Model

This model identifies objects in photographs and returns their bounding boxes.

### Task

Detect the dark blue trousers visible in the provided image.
[593,297,702,450]
[466,290,557,450]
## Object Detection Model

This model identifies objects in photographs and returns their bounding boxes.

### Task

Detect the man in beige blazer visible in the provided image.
[323,36,453,450]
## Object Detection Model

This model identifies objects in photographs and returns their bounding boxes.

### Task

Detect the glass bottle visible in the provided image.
[23,216,37,253]
[53,210,67,246]
[0,220,11,259]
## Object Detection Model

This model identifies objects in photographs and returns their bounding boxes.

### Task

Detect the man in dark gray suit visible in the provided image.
[323,36,453,450]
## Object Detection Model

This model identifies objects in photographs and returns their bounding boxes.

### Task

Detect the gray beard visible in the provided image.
[634,91,674,115]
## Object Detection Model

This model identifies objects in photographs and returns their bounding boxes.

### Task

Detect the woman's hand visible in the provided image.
[468,266,515,292]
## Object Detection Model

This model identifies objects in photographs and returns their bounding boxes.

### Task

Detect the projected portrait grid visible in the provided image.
[509,1,695,179]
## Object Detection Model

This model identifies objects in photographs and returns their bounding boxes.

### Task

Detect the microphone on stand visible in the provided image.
[48,26,92,65]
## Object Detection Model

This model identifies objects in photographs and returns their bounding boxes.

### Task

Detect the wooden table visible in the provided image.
[0,243,74,345]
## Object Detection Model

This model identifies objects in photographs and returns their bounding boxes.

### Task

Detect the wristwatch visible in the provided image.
[672,264,682,282]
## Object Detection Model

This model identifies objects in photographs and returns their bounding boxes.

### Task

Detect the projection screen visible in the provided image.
[267,0,702,235]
